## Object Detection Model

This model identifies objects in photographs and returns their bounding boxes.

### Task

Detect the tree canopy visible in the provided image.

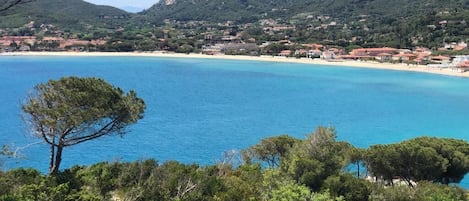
[365,136,469,185]
[281,127,354,191]
[22,76,146,174]
[1,126,468,200]
[242,135,299,168]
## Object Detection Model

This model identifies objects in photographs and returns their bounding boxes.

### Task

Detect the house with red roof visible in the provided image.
[348,47,397,59]
[431,55,451,63]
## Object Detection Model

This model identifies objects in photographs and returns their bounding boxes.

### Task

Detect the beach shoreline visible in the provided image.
[2,51,469,78]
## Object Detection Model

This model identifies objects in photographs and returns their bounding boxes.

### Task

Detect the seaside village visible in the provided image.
[1,33,469,72]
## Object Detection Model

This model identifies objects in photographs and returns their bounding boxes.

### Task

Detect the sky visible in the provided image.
[83,0,158,12]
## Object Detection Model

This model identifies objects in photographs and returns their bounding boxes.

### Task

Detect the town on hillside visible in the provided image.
[1,17,469,72]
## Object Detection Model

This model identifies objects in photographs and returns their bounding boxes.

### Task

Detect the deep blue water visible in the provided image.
[1,56,469,187]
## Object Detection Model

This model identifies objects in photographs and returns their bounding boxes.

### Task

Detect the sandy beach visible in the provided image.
[2,51,469,78]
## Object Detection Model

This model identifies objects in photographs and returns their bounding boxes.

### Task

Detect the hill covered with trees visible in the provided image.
[1,0,469,50]
[142,0,469,48]
[0,0,132,32]
[142,0,469,23]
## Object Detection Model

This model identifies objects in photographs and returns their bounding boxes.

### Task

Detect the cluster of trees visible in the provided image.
[1,77,469,200]
[366,137,469,185]
[2,127,469,200]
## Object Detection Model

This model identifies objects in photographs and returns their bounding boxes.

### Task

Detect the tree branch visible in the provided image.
[63,116,124,146]
[2,141,42,159]
[177,178,198,199]
[27,112,56,146]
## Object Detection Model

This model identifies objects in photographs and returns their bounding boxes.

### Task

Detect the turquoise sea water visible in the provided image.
[1,56,469,187]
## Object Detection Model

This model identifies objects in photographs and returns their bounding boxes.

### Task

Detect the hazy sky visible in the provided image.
[83,0,157,9]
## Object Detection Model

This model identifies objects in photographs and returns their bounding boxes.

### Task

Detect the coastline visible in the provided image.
[2,51,469,78]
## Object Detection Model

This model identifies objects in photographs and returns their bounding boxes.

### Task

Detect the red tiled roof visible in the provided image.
[353,47,397,52]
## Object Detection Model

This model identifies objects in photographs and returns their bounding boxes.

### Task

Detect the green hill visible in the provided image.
[0,0,132,32]
[1,0,468,49]
[141,0,469,23]
[139,0,469,48]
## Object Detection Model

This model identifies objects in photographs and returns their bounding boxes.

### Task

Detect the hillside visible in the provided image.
[1,0,468,50]
[137,0,469,48]
[141,0,469,23]
[0,0,132,32]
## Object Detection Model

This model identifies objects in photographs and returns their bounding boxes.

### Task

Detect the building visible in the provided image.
[393,53,417,62]
[349,47,397,58]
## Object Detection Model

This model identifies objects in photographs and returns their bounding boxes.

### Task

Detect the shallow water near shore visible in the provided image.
[1,56,469,187]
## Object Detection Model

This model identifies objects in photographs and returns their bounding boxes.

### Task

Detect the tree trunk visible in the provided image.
[357,162,360,178]
[50,143,64,174]
[49,139,55,174]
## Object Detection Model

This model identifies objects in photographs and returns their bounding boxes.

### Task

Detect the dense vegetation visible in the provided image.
[1,1,469,198]
[1,127,468,200]
[142,0,469,48]
[0,0,131,32]
[143,0,469,23]
[2,0,469,50]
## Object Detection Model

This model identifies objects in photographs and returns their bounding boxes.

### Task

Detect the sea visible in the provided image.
[1,56,469,187]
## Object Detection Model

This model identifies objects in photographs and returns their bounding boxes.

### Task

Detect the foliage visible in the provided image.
[261,168,312,200]
[369,182,468,201]
[281,127,354,191]
[22,76,146,174]
[311,190,345,201]
[1,127,468,200]
[0,0,131,32]
[213,164,262,200]
[365,137,469,185]
[242,135,299,168]
[415,182,468,201]
[322,173,371,201]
